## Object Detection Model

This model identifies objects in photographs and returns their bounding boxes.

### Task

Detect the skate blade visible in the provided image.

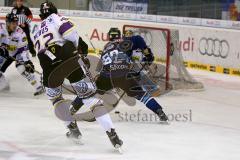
[159,121,170,125]
[115,144,123,154]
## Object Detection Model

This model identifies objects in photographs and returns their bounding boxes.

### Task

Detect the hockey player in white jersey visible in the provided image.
[33,1,123,150]
[0,13,44,95]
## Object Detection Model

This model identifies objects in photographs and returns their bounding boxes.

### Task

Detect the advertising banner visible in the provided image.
[0,13,239,76]
[90,0,148,14]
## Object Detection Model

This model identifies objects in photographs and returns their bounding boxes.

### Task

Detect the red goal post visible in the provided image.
[122,24,204,91]
[123,25,172,90]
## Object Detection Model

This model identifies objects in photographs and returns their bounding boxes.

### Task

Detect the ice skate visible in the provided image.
[157,109,169,124]
[106,129,123,153]
[34,86,45,96]
[66,121,83,144]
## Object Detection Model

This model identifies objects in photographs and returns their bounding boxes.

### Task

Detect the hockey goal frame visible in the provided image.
[123,25,171,90]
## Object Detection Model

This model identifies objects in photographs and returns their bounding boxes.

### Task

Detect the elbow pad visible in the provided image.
[78,37,88,56]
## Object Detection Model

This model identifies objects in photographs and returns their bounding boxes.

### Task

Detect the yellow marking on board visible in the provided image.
[88,48,240,77]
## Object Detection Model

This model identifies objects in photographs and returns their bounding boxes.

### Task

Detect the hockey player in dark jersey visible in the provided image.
[95,28,168,122]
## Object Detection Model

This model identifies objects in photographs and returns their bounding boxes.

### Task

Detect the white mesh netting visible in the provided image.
[123,25,204,91]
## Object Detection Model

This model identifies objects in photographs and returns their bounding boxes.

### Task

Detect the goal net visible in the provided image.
[123,25,204,92]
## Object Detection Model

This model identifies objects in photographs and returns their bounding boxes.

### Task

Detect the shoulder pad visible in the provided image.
[47,13,61,23]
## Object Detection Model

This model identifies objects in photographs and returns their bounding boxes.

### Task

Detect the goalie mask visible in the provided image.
[123,30,134,38]
[39,1,58,20]
[108,28,121,41]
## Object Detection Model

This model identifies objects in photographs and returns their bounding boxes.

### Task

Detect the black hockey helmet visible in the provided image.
[39,1,58,20]
[6,13,18,23]
[108,28,121,41]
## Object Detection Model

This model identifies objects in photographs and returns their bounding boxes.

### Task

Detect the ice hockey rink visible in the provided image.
[0,59,239,160]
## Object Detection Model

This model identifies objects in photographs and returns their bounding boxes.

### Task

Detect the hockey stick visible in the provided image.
[85,34,96,51]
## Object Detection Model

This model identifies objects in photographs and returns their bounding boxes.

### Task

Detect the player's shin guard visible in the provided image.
[137,93,168,121]
[16,65,43,95]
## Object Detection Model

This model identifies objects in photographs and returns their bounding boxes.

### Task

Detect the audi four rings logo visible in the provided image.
[199,38,230,59]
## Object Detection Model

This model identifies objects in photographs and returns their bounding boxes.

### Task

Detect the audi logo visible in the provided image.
[199,38,230,59]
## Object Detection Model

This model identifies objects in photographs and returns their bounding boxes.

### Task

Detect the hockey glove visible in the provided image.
[78,37,88,57]
[81,57,90,69]
[0,46,9,59]
[143,54,154,66]
[24,61,35,73]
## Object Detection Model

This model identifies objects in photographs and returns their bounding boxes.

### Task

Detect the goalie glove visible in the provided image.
[143,53,154,66]
[142,47,154,66]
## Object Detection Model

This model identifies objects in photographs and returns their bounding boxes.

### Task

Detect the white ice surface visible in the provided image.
[0,60,240,160]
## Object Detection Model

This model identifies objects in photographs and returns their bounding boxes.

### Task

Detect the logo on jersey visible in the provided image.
[7,45,17,51]
[110,64,129,71]
[74,82,88,94]
[22,37,27,42]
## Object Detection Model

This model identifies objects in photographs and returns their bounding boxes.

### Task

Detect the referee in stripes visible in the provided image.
[12,0,36,57]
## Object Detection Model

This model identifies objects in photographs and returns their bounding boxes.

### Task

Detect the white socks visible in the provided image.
[95,113,114,132]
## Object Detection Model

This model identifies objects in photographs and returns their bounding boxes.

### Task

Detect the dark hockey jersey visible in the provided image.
[98,40,132,78]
